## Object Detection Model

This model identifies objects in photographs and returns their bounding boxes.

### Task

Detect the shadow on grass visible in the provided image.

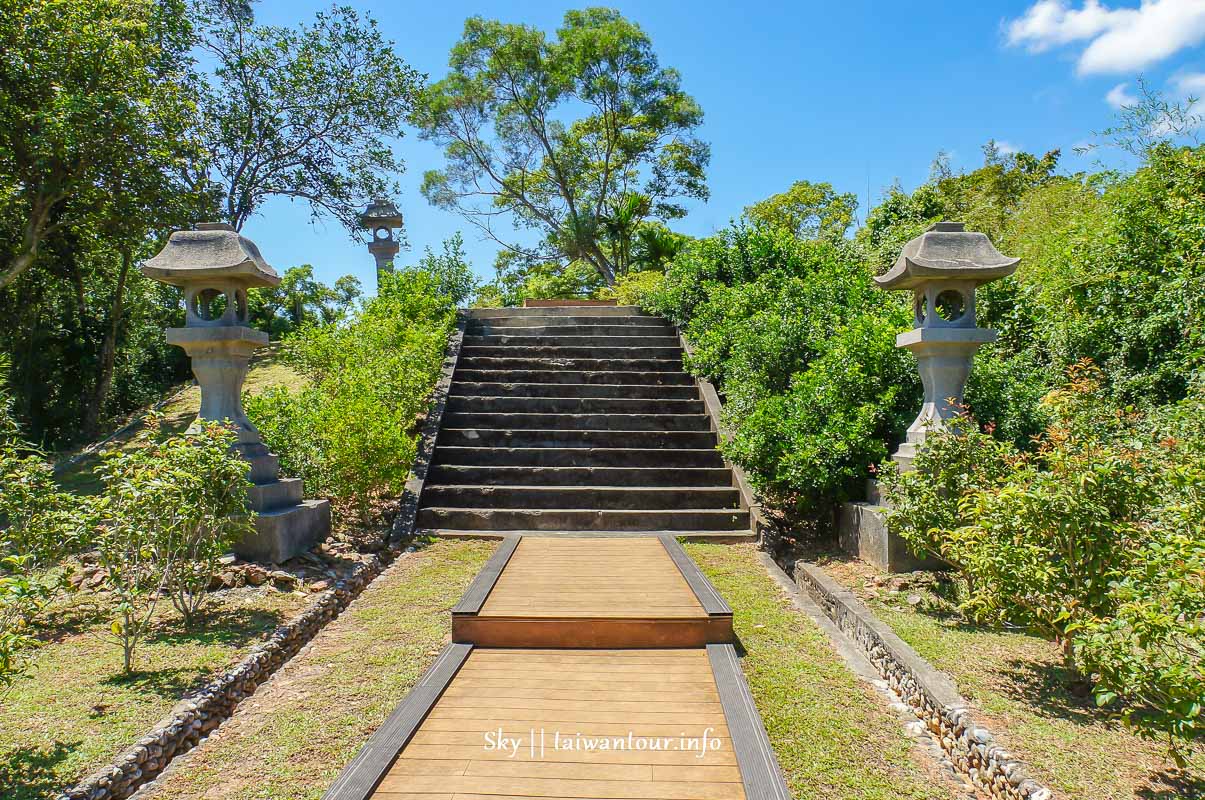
[994,656,1099,726]
[1137,767,1205,799]
[100,606,288,700]
[149,605,288,649]
[0,740,80,800]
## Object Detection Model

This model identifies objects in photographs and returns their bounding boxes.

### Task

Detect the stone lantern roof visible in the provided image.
[141,223,279,288]
[360,197,403,229]
[875,222,1019,290]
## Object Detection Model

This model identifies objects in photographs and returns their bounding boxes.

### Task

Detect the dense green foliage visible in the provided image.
[245,268,458,515]
[0,0,419,448]
[643,225,918,512]
[414,8,707,286]
[0,359,75,695]
[249,265,362,339]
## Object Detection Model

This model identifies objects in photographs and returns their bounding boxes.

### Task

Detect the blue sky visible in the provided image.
[240,0,1205,289]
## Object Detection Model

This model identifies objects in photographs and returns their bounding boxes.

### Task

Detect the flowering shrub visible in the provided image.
[881,365,1204,754]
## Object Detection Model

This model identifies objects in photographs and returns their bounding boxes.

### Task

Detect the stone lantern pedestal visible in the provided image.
[144,223,330,563]
[837,222,1018,570]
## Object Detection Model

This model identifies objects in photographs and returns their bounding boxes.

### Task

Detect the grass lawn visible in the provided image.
[137,539,495,800]
[818,554,1204,800]
[0,585,310,800]
[55,345,305,495]
[685,543,954,800]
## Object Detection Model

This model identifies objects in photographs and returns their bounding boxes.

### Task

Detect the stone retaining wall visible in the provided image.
[792,561,1054,800]
[59,545,399,800]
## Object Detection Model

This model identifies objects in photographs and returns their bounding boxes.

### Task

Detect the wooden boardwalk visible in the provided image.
[453,537,732,648]
[325,537,788,800]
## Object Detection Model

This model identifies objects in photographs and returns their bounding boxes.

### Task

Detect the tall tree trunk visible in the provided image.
[0,194,57,290]
[84,248,132,440]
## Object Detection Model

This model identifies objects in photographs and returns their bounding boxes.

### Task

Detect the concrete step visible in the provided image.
[423,529,755,542]
[436,428,718,449]
[457,356,683,372]
[474,323,674,337]
[420,485,741,510]
[449,382,700,400]
[427,465,734,486]
[453,369,695,386]
[246,477,304,511]
[431,446,726,468]
[446,396,705,415]
[471,316,668,330]
[470,306,646,318]
[461,345,683,360]
[441,412,712,431]
[415,507,750,532]
[464,335,679,348]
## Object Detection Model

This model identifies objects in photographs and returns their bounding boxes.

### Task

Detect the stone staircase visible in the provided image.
[417,305,752,538]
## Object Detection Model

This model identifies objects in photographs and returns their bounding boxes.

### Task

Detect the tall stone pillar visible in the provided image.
[142,223,330,563]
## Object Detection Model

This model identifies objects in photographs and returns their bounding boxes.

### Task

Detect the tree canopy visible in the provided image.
[413,8,708,285]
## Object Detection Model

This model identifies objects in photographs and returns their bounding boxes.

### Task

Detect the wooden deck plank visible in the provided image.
[368,649,745,800]
[478,538,706,621]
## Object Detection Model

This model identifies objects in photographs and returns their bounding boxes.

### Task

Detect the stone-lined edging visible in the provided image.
[60,318,469,800]
[792,561,1054,800]
[59,546,399,800]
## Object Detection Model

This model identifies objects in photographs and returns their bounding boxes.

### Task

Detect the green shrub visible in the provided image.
[648,224,918,511]
[882,367,1205,753]
[87,419,253,672]
[597,269,665,306]
[0,358,76,695]
[246,270,455,515]
[876,415,1018,567]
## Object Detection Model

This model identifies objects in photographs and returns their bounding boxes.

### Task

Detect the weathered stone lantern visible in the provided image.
[142,223,330,563]
[359,197,403,283]
[874,221,1019,470]
[837,222,1018,571]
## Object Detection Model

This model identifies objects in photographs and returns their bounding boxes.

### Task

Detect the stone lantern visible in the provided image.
[837,222,1018,571]
[142,223,330,563]
[874,221,1019,470]
[359,197,403,283]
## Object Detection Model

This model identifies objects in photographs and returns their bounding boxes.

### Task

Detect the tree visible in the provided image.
[0,0,197,291]
[189,2,424,231]
[251,265,362,335]
[743,180,858,240]
[413,8,709,286]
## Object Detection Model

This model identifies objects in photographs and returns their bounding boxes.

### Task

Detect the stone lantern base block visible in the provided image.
[836,483,943,573]
[239,498,331,564]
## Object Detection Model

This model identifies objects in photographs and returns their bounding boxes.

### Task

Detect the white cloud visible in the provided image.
[1106,81,1139,106]
[1173,70,1205,95]
[994,140,1021,154]
[1007,1,1205,74]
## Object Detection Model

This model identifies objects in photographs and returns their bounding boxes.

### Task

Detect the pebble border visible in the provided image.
[58,546,400,800]
[792,561,1055,800]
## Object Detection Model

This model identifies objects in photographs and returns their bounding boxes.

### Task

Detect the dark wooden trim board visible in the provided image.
[322,643,472,800]
[451,534,520,615]
[659,534,733,616]
[390,312,468,542]
[707,643,793,800]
